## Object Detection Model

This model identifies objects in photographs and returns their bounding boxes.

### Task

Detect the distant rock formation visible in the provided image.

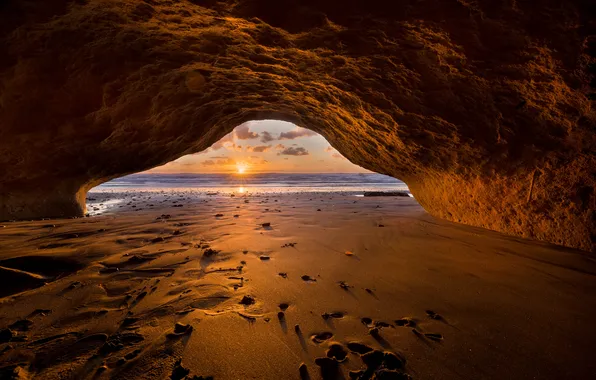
[0,0,594,251]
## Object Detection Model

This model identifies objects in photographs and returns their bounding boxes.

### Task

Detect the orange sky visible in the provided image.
[147,120,371,174]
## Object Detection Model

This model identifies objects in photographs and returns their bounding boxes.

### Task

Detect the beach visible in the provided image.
[1,191,595,379]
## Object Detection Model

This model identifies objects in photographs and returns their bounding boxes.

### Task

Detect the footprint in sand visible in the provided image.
[322,312,344,320]
[279,303,290,311]
[310,331,333,343]
[425,310,444,320]
[347,342,374,355]
[130,291,147,307]
[374,321,394,328]
[314,357,341,379]
[395,318,417,328]
[361,350,406,372]
[301,275,316,282]
[326,343,348,362]
[99,332,144,355]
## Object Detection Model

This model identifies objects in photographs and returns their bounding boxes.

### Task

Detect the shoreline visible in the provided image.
[85,189,413,217]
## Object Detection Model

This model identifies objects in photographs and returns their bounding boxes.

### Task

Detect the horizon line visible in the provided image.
[139,171,378,175]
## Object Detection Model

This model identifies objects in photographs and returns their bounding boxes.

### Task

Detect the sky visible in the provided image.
[147,120,371,174]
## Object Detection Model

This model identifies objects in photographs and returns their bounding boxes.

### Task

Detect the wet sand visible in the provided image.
[1,192,595,379]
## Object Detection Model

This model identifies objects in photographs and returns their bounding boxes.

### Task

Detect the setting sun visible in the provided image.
[236,163,248,174]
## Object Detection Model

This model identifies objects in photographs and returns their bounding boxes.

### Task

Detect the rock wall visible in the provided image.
[0,0,594,251]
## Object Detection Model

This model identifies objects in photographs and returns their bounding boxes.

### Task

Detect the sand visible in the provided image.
[1,192,595,379]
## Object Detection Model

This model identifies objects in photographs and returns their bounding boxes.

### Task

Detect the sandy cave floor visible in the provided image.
[1,192,595,379]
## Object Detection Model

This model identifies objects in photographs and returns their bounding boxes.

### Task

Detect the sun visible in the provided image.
[236,163,248,174]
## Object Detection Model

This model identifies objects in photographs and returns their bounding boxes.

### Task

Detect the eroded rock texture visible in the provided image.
[0,0,595,251]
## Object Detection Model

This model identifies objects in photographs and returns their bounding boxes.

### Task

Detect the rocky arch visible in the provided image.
[0,0,594,251]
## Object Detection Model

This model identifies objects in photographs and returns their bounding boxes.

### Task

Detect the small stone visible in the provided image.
[174,323,193,334]
[322,312,344,320]
[424,333,443,341]
[239,295,255,305]
[171,359,190,380]
[0,328,13,343]
[299,363,309,379]
[9,319,33,332]
[203,248,220,257]
[338,281,351,290]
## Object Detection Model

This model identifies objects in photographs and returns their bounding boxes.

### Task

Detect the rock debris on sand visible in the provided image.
[0,193,594,379]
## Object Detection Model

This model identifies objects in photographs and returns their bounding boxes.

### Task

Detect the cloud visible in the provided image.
[260,131,275,143]
[214,140,242,152]
[235,123,259,140]
[278,146,309,156]
[246,145,271,153]
[278,127,317,140]
[210,132,234,150]
[215,158,236,165]
[210,156,228,159]
[202,160,216,166]
[325,145,344,159]
[274,144,285,150]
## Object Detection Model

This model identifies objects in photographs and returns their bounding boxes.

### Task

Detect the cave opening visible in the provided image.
[86,120,412,215]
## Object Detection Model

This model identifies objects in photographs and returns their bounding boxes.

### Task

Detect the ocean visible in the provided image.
[91,173,409,194]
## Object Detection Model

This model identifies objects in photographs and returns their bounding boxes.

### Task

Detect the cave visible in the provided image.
[0,1,594,254]
[2,1,596,378]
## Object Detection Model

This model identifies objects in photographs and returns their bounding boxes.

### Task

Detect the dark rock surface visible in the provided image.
[0,0,594,251]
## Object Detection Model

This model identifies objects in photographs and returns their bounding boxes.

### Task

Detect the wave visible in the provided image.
[91,173,408,193]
